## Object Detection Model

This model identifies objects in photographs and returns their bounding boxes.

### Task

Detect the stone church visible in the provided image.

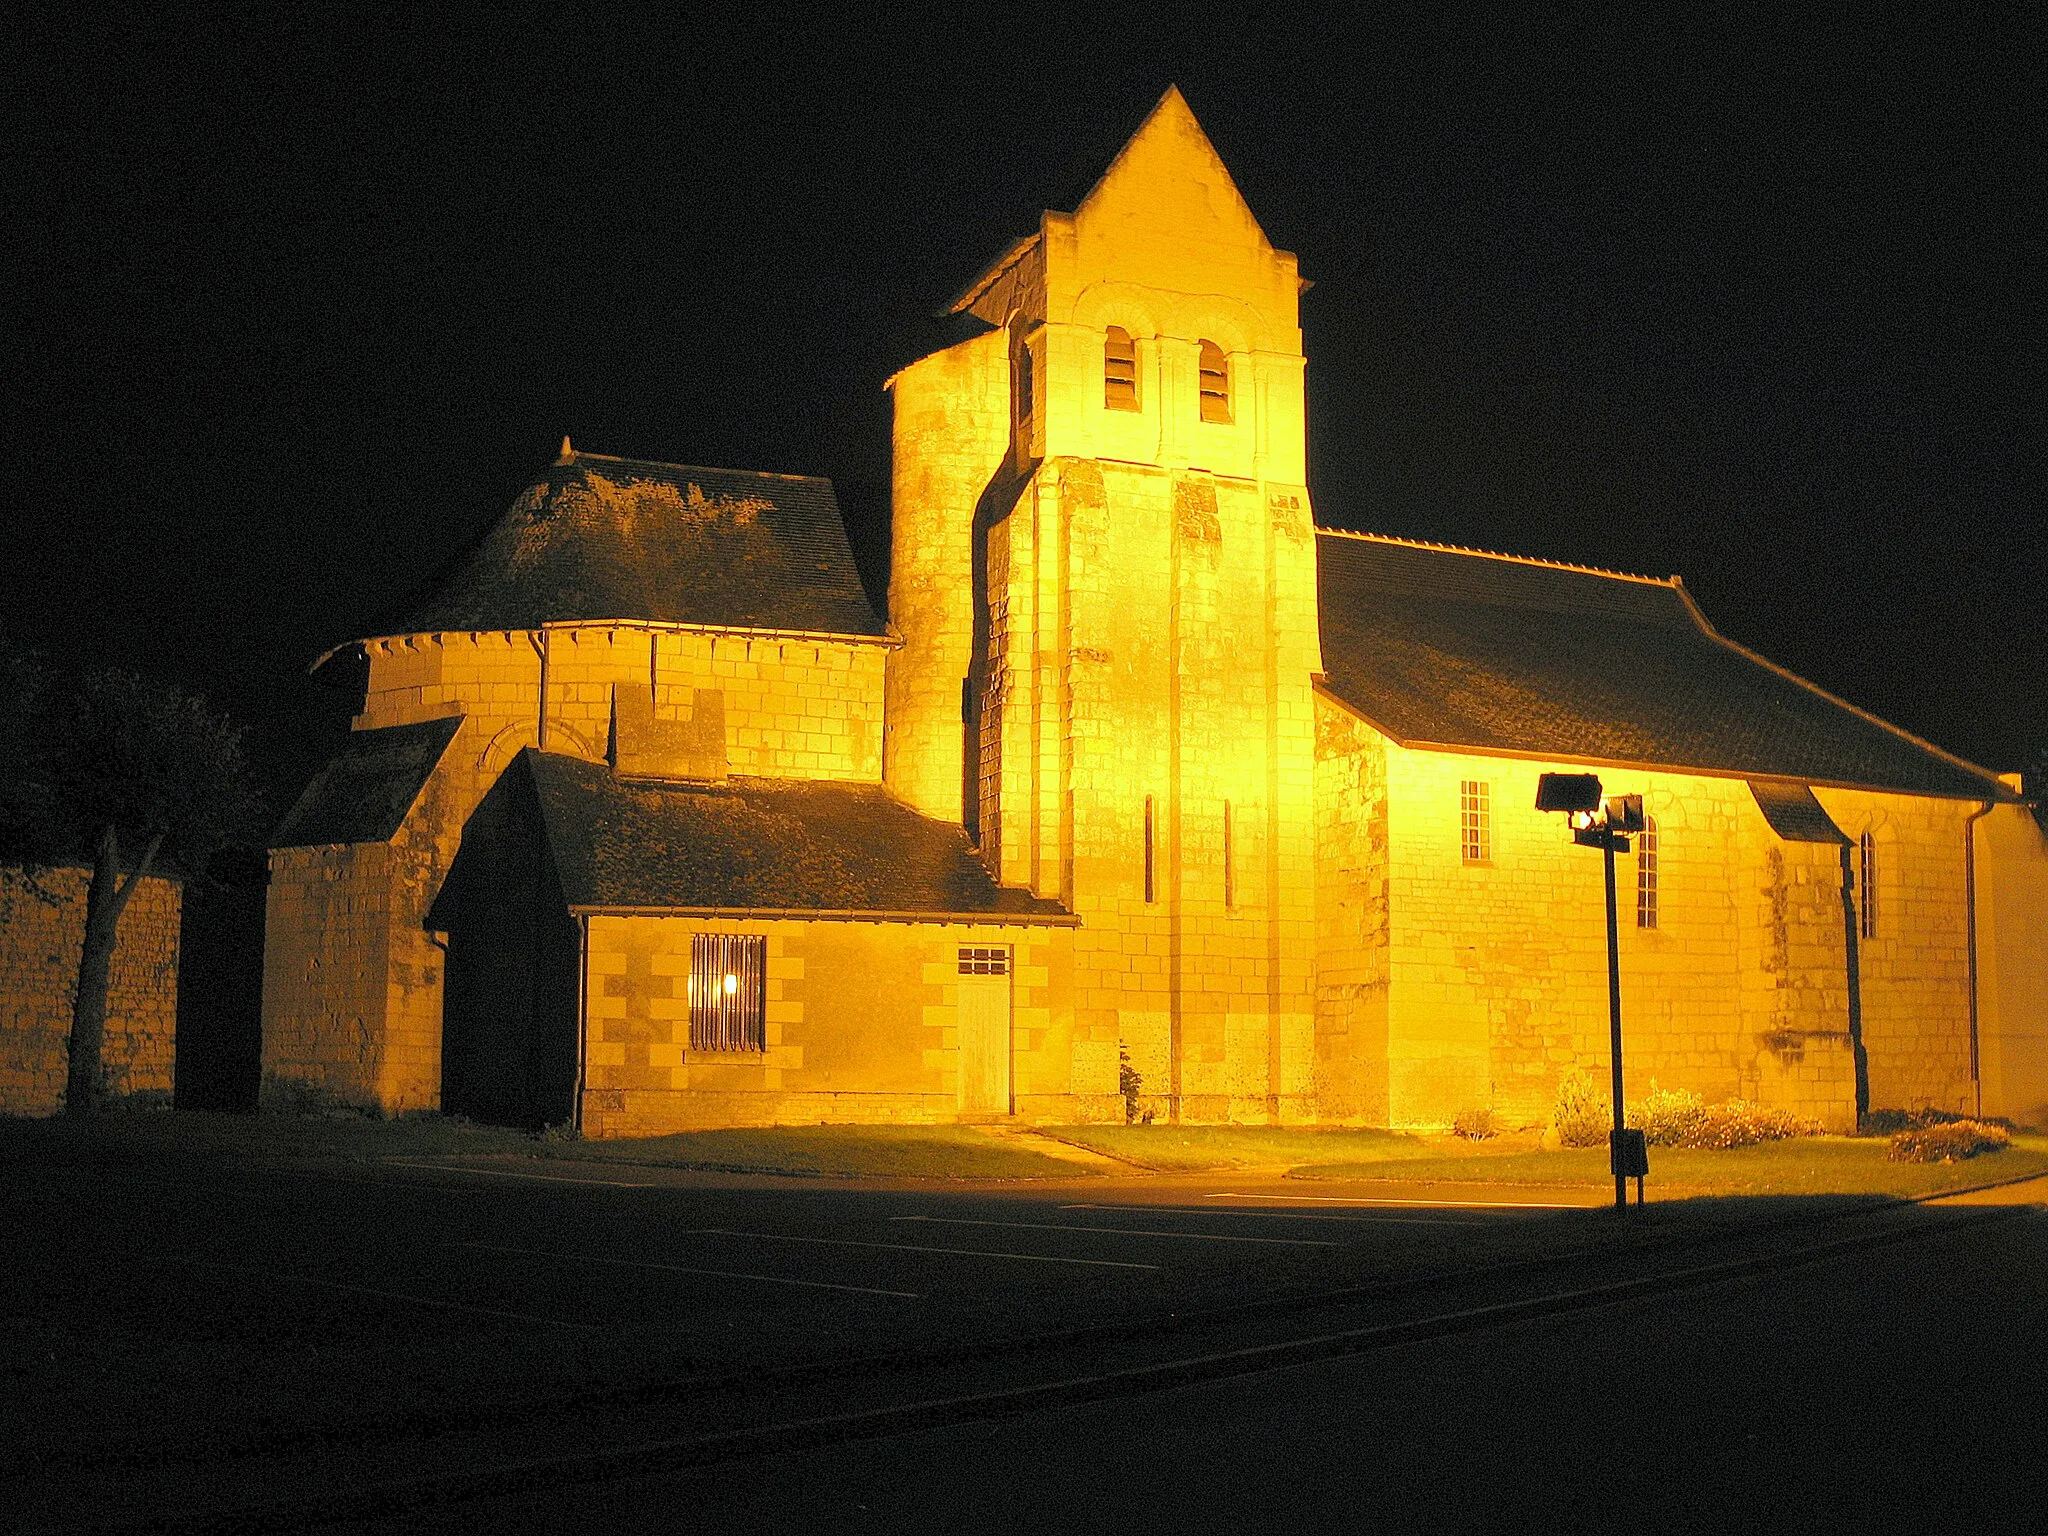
[262,89,2048,1135]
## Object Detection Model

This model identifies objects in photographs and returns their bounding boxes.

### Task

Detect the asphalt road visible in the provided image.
[337,1200,2048,1534]
[7,1145,2040,1532]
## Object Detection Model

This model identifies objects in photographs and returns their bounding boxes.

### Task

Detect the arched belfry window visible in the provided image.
[1104,327,1139,410]
[1197,340,1231,423]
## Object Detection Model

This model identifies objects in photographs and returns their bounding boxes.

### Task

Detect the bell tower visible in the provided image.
[885,87,1323,1122]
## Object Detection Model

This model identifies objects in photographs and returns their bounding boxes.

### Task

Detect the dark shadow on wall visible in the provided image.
[427,758,580,1131]
[173,845,268,1113]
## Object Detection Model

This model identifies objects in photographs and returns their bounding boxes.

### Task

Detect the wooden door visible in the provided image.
[956,945,1013,1115]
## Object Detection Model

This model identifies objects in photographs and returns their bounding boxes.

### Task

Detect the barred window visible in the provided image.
[1859,830,1877,939]
[1104,326,1139,410]
[1197,340,1231,423]
[958,946,1010,975]
[1459,780,1491,864]
[689,933,765,1052]
[1636,815,1659,929]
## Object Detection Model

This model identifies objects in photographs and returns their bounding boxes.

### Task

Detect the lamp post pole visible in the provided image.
[1603,832,1626,1212]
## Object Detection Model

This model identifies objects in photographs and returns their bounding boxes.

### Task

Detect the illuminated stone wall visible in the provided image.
[1,865,180,1115]
[885,88,1321,1123]
[1976,794,2048,1128]
[577,915,1083,1135]
[263,623,890,1116]
[1314,701,1982,1131]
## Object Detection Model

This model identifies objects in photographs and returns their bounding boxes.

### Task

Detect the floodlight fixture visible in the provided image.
[1535,773,1602,814]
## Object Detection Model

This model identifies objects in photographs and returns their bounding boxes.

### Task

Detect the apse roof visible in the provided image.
[1315,530,2015,802]
[271,714,464,848]
[342,447,882,651]
[523,752,1074,921]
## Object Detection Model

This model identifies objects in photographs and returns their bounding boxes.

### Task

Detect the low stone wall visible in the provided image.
[0,865,181,1116]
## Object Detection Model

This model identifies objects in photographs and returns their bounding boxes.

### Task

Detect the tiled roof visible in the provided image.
[523,752,1073,920]
[1316,532,2014,801]
[271,715,463,848]
[354,450,882,644]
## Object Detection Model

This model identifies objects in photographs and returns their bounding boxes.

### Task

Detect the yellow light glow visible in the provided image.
[723,973,739,996]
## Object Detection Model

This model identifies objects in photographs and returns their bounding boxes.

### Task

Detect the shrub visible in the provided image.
[1676,1100,1823,1149]
[259,1072,375,1119]
[1887,1120,2011,1163]
[1450,1106,1497,1141]
[1628,1085,1705,1147]
[1863,1105,2016,1136]
[1551,1070,1609,1148]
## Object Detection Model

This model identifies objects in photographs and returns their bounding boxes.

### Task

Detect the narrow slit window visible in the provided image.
[1223,800,1235,910]
[1144,795,1156,904]
[1104,326,1139,410]
[1459,780,1491,864]
[1636,815,1659,929]
[1197,340,1231,423]
[1859,831,1877,938]
[688,934,766,1052]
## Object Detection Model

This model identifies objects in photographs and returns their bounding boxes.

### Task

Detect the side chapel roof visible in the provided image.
[271,714,464,848]
[1315,531,2015,802]
[523,752,1074,921]
[344,448,883,649]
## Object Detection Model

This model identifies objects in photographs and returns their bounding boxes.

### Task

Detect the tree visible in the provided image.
[0,651,263,1115]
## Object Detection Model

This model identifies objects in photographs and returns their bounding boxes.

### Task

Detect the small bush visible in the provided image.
[259,1073,375,1119]
[103,1088,174,1114]
[1628,1085,1705,1146]
[1551,1070,1610,1148]
[1450,1107,1497,1141]
[1887,1120,2011,1163]
[1676,1100,1823,1149]
[1863,1105,2016,1136]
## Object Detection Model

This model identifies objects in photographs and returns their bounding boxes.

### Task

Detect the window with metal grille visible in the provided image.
[1104,326,1138,410]
[1636,815,1659,929]
[1197,340,1231,423]
[1859,830,1877,938]
[958,946,1010,975]
[1459,780,1491,864]
[688,934,765,1052]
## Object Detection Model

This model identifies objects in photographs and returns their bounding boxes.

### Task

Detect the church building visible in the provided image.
[262,89,2048,1135]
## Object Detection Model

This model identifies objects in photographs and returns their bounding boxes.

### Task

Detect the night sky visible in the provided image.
[11,9,2043,810]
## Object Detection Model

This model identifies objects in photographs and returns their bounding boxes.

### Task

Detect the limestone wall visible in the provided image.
[578,915,1083,1135]
[1309,710,1981,1131]
[265,621,890,1116]
[1816,786,1984,1115]
[1975,797,2048,1127]
[356,625,886,784]
[1311,698,1391,1122]
[884,328,1010,824]
[1,865,180,1115]
[979,460,1321,1124]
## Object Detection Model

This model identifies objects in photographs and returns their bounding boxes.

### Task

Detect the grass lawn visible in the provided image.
[537,1125,1093,1179]
[1287,1135,2048,1197]
[1037,1124,1434,1171]
[0,1111,1092,1180]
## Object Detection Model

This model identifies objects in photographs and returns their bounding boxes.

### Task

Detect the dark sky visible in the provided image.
[10,8,2043,806]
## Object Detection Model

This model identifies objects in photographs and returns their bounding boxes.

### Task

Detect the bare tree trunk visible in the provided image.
[66,826,162,1118]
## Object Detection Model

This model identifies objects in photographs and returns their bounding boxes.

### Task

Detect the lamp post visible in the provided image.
[1536,774,1648,1211]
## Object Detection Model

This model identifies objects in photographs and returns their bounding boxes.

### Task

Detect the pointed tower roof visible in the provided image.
[949,86,1282,318]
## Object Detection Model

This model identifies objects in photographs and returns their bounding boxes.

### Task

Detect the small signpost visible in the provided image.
[1536,773,1648,1211]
